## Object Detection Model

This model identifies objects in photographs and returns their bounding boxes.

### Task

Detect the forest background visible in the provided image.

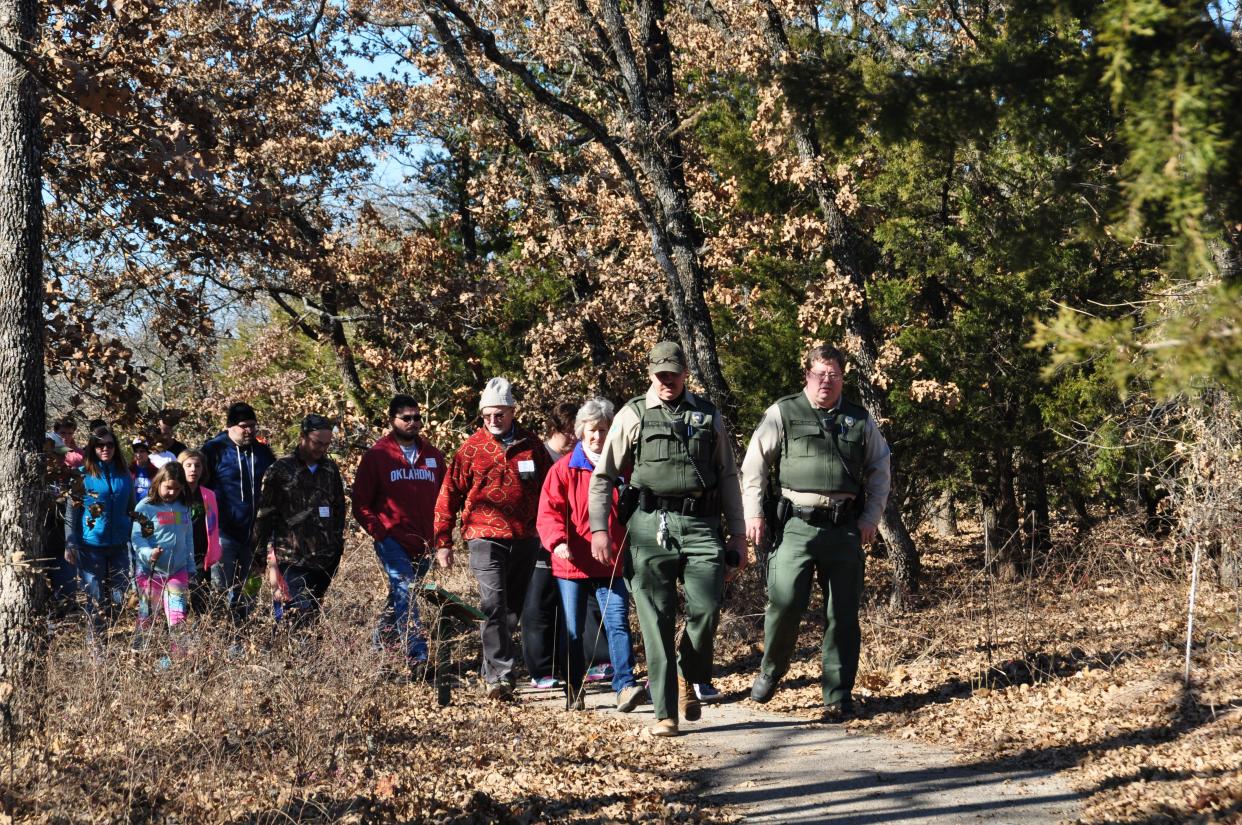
[35,0,1241,589]
[2,0,1241,822]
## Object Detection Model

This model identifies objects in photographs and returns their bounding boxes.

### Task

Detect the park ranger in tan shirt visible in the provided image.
[741,343,891,719]
[588,341,746,736]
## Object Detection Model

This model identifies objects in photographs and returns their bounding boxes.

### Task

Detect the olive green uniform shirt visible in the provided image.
[589,385,745,538]
[741,390,892,526]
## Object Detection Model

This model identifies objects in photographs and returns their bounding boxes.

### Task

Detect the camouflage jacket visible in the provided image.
[251,451,347,573]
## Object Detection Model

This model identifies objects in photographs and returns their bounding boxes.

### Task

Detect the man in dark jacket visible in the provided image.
[253,414,347,629]
[352,394,447,673]
[201,401,277,619]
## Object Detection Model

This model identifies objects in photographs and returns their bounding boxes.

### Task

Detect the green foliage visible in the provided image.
[711,256,809,433]
[214,309,356,451]
[1049,0,1242,396]
[762,0,1169,514]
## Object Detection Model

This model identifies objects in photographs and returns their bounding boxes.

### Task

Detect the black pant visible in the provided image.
[523,558,611,678]
[522,553,564,680]
[277,562,337,631]
[468,538,538,684]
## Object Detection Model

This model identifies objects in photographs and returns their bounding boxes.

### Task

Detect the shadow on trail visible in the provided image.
[978,688,1240,779]
[691,684,1233,823]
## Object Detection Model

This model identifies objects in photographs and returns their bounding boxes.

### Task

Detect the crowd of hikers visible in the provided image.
[42,340,891,737]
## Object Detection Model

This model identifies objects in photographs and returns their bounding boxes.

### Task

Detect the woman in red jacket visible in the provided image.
[537,398,646,712]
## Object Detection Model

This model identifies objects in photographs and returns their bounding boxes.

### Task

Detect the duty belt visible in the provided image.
[791,501,855,528]
[637,488,716,517]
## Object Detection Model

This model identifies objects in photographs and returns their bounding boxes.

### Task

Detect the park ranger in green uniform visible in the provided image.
[742,344,891,719]
[589,341,748,737]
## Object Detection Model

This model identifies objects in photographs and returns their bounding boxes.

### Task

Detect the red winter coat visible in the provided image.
[352,433,447,555]
[536,444,627,580]
[433,425,553,548]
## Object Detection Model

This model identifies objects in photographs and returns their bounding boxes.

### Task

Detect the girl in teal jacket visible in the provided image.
[131,461,194,650]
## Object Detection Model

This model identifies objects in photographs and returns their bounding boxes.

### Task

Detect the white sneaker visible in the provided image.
[695,683,722,703]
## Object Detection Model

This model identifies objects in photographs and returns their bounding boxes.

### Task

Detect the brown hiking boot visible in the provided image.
[678,677,701,722]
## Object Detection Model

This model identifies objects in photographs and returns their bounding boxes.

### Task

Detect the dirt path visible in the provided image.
[522,685,1080,823]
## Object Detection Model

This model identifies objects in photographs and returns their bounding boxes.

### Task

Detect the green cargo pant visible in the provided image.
[759,515,864,706]
[625,509,725,722]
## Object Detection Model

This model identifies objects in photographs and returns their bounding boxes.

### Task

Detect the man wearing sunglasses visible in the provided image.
[433,377,554,700]
[353,395,447,679]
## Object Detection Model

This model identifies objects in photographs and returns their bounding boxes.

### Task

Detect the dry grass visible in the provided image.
[4,540,730,824]
[7,509,1242,823]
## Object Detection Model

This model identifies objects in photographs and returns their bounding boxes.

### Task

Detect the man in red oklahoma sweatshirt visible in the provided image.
[352,394,447,674]
[434,377,553,699]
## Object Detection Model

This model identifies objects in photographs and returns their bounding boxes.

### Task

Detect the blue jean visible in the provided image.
[211,534,255,620]
[556,576,637,694]
[76,543,130,632]
[373,538,431,662]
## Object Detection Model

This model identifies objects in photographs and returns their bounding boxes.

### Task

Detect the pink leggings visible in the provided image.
[135,570,190,629]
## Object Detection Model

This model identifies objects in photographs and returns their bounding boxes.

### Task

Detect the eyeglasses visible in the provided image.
[396,414,422,423]
[808,370,844,383]
[480,411,509,421]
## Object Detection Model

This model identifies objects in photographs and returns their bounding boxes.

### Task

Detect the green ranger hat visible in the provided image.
[648,340,687,374]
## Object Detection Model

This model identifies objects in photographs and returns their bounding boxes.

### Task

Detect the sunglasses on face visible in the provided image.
[96,441,116,448]
[395,414,422,423]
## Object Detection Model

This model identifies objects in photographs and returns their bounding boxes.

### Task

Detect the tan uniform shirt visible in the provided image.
[740,390,891,526]
[589,385,745,538]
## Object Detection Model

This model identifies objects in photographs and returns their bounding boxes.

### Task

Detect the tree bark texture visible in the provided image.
[931,489,959,537]
[983,446,1023,580]
[755,0,920,600]
[0,0,47,694]
[422,0,736,413]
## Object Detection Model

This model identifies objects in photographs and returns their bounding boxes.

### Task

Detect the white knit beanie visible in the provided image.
[479,377,516,410]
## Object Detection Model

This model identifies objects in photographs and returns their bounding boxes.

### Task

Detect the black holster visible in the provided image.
[769,497,794,555]
[636,487,718,518]
[617,483,640,523]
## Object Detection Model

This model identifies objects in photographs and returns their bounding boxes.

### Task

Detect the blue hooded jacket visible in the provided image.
[131,498,194,575]
[66,464,134,549]
[200,431,277,542]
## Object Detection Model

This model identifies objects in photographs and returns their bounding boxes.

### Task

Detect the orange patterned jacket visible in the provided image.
[433,425,554,548]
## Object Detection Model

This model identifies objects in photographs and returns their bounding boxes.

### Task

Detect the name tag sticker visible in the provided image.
[518,460,536,474]
[425,458,437,468]
[318,506,330,518]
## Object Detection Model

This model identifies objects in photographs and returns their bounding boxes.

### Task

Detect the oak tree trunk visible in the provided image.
[0,0,47,697]
[931,490,959,537]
